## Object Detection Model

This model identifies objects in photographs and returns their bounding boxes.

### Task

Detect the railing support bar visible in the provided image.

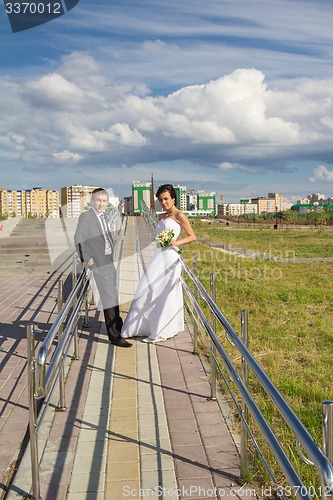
[57,280,66,411]
[322,401,333,465]
[72,259,79,360]
[27,324,41,500]
[241,310,249,478]
[83,294,90,328]
[210,273,217,400]
[192,255,198,354]
[72,257,76,289]
[73,322,79,360]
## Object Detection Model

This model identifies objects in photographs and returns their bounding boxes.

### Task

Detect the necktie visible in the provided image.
[100,213,113,253]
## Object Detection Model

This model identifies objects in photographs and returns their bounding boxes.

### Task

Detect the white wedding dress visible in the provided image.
[121,218,184,342]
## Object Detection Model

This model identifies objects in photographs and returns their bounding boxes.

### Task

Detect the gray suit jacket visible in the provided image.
[74,209,114,268]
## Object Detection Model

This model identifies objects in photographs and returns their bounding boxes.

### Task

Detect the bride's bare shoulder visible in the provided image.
[175,210,186,222]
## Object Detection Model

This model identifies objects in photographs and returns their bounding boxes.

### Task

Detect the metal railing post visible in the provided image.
[192,255,198,354]
[73,324,80,360]
[178,259,333,495]
[240,310,249,478]
[57,280,66,411]
[209,273,217,400]
[27,323,41,500]
[322,401,333,464]
[89,279,95,305]
[72,257,77,289]
[72,258,79,360]
[83,293,90,328]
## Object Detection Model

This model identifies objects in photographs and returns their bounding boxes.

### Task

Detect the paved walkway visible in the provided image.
[2,216,246,500]
[0,270,73,496]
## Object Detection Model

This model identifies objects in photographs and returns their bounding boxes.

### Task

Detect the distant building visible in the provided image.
[124,196,134,215]
[173,185,187,211]
[0,187,59,218]
[297,197,310,205]
[197,191,216,216]
[0,189,25,217]
[60,185,119,217]
[108,196,120,209]
[297,193,327,205]
[132,180,151,214]
[308,193,326,203]
[258,193,282,213]
[61,185,100,217]
[218,203,257,216]
[186,190,198,211]
[244,193,283,214]
[44,189,60,218]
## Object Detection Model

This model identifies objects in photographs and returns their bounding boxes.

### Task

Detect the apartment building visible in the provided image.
[130,180,217,217]
[123,196,134,215]
[252,193,283,213]
[60,185,121,217]
[132,180,151,215]
[0,188,59,218]
[218,203,258,216]
[60,185,97,218]
[186,190,198,211]
[197,190,216,217]
[173,185,187,211]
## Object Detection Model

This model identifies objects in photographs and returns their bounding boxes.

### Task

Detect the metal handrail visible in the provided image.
[181,262,333,497]
[27,260,92,500]
[141,201,333,499]
[26,203,124,499]
[181,277,307,496]
[36,267,91,396]
[38,270,91,397]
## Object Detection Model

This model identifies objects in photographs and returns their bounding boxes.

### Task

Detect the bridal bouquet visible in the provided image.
[156,229,175,248]
[156,229,181,253]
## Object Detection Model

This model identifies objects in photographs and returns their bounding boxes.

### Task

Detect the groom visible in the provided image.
[74,188,132,348]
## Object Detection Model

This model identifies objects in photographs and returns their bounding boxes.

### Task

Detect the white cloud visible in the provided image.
[310,165,333,183]
[52,150,82,162]
[109,123,147,146]
[218,162,234,170]
[0,58,333,189]
[157,69,300,144]
[25,73,85,109]
[1,0,332,202]
[142,39,180,55]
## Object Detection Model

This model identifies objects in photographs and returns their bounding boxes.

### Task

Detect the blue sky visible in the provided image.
[0,0,333,203]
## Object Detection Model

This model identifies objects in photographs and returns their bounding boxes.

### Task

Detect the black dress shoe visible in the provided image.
[110,337,132,348]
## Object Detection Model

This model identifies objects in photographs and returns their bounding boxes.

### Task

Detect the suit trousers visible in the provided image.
[92,260,123,338]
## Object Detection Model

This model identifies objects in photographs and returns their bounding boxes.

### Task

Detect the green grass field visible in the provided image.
[183,222,333,493]
[191,221,333,258]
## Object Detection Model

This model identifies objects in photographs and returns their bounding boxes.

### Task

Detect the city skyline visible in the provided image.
[2,182,331,210]
[0,1,333,203]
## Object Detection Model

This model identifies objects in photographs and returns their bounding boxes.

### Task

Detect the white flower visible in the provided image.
[156,229,175,247]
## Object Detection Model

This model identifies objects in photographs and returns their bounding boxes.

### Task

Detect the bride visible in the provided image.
[121,184,196,343]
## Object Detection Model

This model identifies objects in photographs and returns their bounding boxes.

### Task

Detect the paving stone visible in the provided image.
[1,216,242,500]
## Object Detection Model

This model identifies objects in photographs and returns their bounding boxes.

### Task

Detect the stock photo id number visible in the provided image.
[3,0,79,32]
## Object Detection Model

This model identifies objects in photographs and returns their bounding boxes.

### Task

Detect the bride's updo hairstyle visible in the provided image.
[156,184,177,205]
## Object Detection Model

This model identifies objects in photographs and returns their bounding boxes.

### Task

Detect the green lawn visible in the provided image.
[183,229,333,491]
[189,221,333,258]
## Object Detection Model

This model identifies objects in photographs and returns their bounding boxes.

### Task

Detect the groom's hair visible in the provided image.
[91,188,109,199]
[156,184,177,205]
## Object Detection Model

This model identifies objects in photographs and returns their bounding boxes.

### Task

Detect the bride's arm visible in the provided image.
[170,212,196,247]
